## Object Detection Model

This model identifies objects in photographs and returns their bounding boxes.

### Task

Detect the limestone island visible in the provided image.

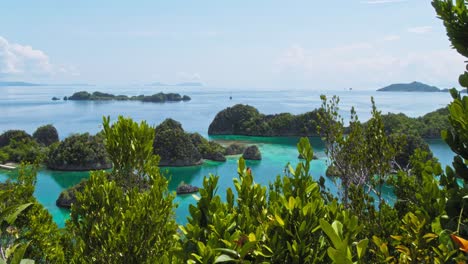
[209,104,321,137]
[66,91,191,102]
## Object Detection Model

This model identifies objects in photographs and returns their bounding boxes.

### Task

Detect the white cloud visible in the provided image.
[0,36,78,79]
[362,0,408,4]
[407,26,432,34]
[275,42,465,89]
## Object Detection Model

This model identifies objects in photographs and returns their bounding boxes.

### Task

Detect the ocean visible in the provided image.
[0,85,456,226]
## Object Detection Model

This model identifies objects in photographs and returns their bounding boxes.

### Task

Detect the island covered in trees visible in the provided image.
[376,81,452,92]
[65,91,191,102]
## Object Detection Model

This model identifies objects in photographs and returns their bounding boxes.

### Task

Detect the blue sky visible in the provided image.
[0,0,465,90]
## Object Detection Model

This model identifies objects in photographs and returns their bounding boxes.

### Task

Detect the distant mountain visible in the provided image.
[175,82,203,86]
[0,81,93,87]
[377,81,442,92]
[0,81,41,86]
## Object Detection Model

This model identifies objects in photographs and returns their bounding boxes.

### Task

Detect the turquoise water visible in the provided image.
[0,85,456,227]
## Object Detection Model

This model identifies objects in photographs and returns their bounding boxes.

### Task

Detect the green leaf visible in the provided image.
[356,239,369,260]
[288,196,295,210]
[10,242,30,264]
[320,219,342,248]
[1,203,33,225]
[275,214,285,226]
[214,254,236,263]
[215,248,240,258]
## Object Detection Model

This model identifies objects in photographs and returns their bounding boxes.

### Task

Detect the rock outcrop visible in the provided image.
[176,183,199,195]
[225,143,245,155]
[56,181,87,209]
[242,145,262,160]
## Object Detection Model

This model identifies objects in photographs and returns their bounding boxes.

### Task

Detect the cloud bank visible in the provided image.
[0,36,78,79]
[275,41,465,89]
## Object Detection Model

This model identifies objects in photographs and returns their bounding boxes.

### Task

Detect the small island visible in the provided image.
[0,81,41,86]
[377,81,448,92]
[67,91,191,103]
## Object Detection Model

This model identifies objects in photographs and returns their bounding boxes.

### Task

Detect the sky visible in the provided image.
[0,0,465,90]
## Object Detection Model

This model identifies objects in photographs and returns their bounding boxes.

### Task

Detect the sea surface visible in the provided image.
[0,85,456,227]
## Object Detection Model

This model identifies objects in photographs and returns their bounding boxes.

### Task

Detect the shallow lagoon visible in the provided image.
[0,136,453,227]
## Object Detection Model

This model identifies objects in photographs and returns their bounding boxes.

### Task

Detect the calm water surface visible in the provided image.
[0,85,456,226]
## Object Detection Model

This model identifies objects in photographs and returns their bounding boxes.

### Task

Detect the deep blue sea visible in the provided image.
[0,85,456,226]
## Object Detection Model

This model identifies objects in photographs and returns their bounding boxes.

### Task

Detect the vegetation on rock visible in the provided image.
[33,124,59,146]
[47,133,111,171]
[153,119,202,166]
[153,119,227,166]
[225,143,246,155]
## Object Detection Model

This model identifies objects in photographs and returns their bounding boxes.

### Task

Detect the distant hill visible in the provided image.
[0,81,41,86]
[377,81,442,92]
[175,82,203,86]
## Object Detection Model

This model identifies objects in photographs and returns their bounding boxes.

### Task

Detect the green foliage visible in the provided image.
[182,138,352,263]
[432,0,468,59]
[0,164,65,263]
[32,125,59,147]
[0,150,8,164]
[102,116,156,185]
[66,116,179,263]
[46,133,110,170]
[0,190,34,264]
[318,95,397,207]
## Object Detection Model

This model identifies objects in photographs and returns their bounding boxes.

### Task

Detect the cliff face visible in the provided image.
[208,104,321,136]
